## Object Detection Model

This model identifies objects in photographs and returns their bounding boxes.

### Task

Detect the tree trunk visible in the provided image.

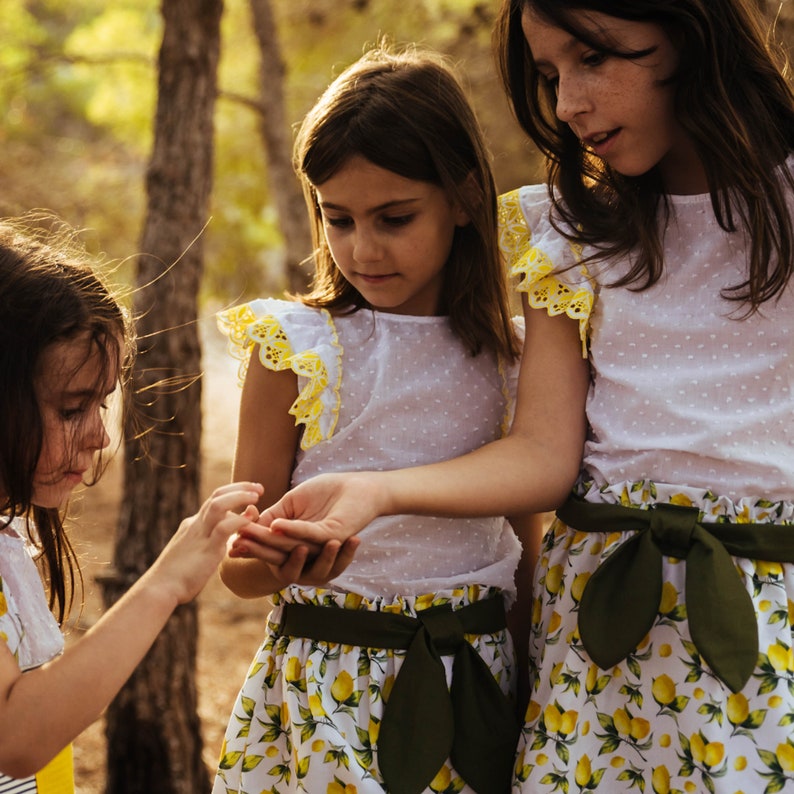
[249,0,313,293]
[100,1,222,792]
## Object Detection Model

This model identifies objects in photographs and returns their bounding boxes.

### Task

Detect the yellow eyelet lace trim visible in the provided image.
[216,303,342,450]
[217,303,259,384]
[498,189,593,357]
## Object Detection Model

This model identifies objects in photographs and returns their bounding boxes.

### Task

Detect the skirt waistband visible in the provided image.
[279,594,507,651]
[277,596,518,794]
[558,493,794,696]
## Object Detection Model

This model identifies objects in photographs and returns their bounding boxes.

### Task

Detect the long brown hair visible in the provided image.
[294,43,520,359]
[0,214,133,621]
[495,0,794,311]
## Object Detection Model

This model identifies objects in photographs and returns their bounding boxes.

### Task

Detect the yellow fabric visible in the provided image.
[216,302,341,450]
[34,745,74,793]
[498,189,594,357]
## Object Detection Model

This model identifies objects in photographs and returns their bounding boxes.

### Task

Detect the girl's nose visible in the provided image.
[555,75,589,123]
[85,410,111,452]
[353,228,384,264]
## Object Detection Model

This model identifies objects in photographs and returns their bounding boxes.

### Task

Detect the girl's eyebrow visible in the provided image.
[319,197,421,213]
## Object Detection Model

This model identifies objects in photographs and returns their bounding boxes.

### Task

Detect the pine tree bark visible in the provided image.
[99,1,222,792]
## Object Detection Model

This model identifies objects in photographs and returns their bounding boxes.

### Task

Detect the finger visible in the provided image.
[317,538,360,583]
[201,486,266,525]
[327,537,360,578]
[300,536,361,584]
[274,546,310,584]
[268,518,342,545]
[301,539,343,582]
[236,524,319,554]
[242,504,259,521]
[258,489,304,524]
[258,503,288,525]
[228,536,290,565]
[209,502,264,535]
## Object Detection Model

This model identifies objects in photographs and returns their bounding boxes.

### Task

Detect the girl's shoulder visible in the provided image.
[217,297,324,342]
[0,522,64,670]
[498,184,583,270]
[498,186,595,357]
[217,298,343,450]
[217,298,335,380]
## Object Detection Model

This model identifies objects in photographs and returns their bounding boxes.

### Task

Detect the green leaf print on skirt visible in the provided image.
[513,480,794,794]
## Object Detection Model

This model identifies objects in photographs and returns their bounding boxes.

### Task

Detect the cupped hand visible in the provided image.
[229,529,360,588]
[258,472,382,545]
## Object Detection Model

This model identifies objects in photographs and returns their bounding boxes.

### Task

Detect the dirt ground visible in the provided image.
[65,319,271,793]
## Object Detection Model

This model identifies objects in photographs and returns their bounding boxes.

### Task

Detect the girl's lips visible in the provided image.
[64,469,87,485]
[584,128,620,157]
[358,273,396,284]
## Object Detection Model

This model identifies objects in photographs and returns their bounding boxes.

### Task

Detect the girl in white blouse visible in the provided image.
[241,1,794,792]
[213,43,539,794]
[0,215,262,792]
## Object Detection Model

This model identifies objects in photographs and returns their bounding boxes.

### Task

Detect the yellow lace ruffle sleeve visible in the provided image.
[216,303,341,450]
[498,188,594,357]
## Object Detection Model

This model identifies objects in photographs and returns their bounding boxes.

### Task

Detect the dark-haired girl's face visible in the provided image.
[524,8,707,193]
[315,155,469,316]
[33,332,116,508]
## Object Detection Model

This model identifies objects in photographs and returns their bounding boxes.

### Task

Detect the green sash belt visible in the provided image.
[279,597,520,794]
[557,494,794,693]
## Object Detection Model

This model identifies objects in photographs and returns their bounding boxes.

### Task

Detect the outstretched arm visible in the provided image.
[259,304,589,544]
[0,481,263,778]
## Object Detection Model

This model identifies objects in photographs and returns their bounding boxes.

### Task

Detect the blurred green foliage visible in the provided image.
[1,0,789,305]
[0,0,545,306]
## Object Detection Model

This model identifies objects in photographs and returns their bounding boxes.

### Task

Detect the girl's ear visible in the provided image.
[453,171,480,227]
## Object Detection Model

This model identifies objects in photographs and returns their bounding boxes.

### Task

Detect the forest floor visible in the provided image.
[65,318,269,792]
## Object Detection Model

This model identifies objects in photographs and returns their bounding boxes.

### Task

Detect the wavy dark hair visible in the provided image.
[293,42,520,360]
[495,0,794,311]
[0,214,133,622]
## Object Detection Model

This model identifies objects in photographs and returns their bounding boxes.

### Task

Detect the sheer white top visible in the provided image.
[219,300,523,600]
[500,158,793,502]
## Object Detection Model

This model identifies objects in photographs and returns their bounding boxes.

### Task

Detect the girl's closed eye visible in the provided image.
[381,213,414,227]
[582,50,607,68]
[323,215,353,229]
[60,406,85,421]
[60,392,111,421]
[323,213,415,230]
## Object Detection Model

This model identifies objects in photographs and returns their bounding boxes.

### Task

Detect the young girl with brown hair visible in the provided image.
[213,43,537,794]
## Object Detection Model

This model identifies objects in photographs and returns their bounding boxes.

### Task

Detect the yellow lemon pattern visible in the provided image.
[513,480,794,793]
[213,586,514,794]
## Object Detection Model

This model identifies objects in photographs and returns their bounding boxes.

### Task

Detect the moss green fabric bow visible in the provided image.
[280,597,520,794]
[557,495,794,694]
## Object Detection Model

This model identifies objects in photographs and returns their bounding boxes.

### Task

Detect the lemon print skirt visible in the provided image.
[213,585,516,794]
[513,480,794,794]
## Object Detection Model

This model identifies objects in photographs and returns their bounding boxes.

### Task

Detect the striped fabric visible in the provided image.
[0,745,74,793]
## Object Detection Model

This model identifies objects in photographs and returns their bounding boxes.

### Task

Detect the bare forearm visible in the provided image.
[374,432,580,519]
[0,482,263,778]
[0,573,177,776]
